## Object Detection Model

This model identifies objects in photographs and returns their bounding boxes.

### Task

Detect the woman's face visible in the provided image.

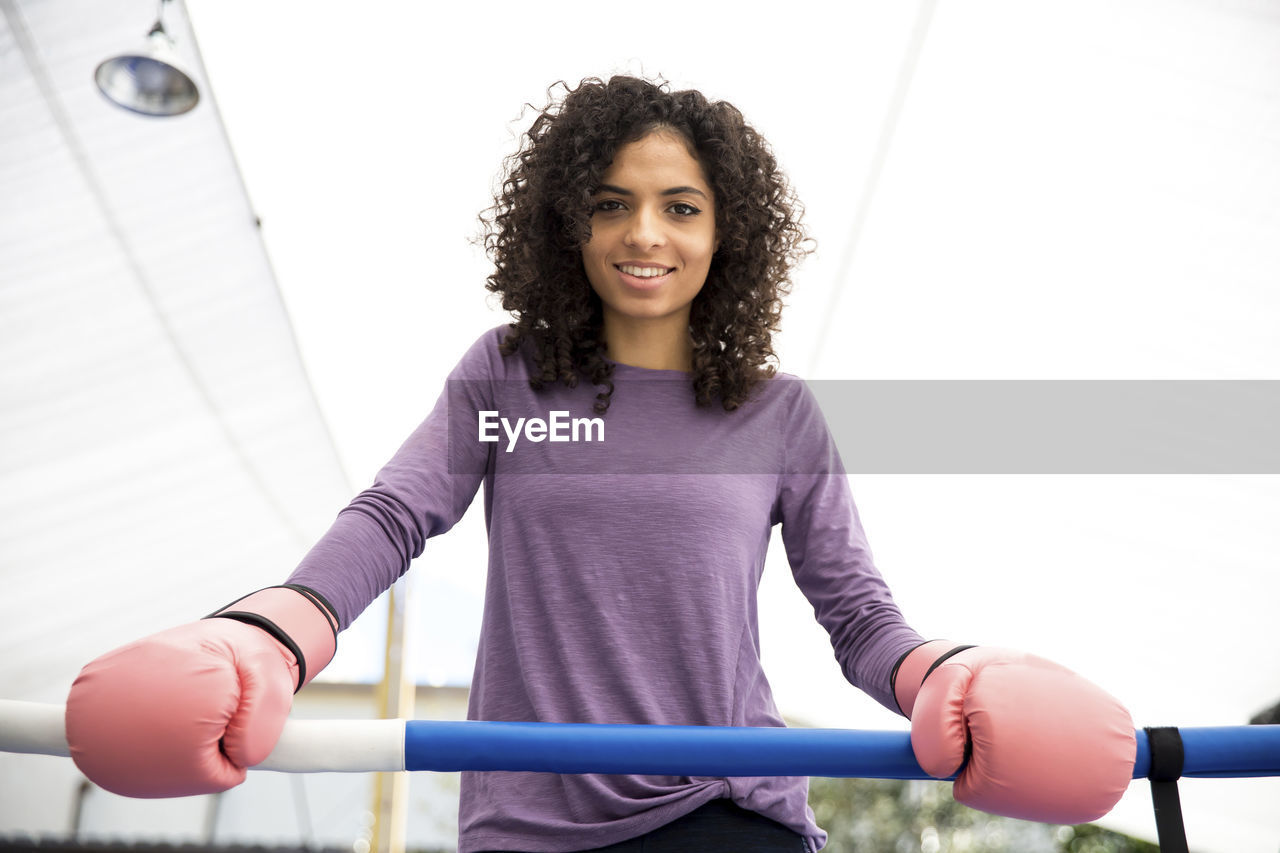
[582,131,718,336]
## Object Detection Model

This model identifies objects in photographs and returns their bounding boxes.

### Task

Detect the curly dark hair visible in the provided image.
[481,75,812,413]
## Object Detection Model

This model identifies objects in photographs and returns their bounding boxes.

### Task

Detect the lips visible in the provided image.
[616,263,675,278]
[614,263,675,290]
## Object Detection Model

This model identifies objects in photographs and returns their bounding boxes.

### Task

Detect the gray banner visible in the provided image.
[446,379,1280,474]
[811,380,1280,474]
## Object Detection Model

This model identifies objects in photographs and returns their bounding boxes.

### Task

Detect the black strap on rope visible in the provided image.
[1145,726,1190,853]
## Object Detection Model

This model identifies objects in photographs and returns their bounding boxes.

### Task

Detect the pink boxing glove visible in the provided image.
[892,641,1136,824]
[65,585,338,798]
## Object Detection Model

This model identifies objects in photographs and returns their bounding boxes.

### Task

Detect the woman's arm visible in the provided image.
[64,327,502,797]
[774,379,925,712]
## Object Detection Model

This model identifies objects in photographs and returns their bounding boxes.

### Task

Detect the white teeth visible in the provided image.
[618,265,670,278]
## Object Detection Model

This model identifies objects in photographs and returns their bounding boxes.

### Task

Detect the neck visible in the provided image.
[601,311,693,372]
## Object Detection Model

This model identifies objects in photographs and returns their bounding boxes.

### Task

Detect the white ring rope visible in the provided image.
[0,700,405,772]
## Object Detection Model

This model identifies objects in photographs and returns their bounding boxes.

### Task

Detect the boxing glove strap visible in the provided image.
[891,640,976,718]
[205,585,339,692]
[922,644,978,681]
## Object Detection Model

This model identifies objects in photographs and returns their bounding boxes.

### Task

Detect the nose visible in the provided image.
[623,205,665,249]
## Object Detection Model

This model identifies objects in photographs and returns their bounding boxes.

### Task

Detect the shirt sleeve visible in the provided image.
[285,330,499,629]
[774,379,924,714]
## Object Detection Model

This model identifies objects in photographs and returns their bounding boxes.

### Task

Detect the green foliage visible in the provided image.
[807,777,1158,853]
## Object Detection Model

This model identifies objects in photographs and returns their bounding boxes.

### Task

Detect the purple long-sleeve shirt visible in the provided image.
[288,326,924,852]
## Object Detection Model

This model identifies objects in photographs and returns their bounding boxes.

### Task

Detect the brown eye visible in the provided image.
[669,202,701,216]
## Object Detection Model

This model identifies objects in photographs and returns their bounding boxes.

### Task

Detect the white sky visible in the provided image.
[178,1,1280,847]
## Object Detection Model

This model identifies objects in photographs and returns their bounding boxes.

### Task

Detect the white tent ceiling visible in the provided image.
[0,0,353,697]
[2,0,1278,850]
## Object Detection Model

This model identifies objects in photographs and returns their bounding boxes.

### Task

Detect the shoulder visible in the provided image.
[753,372,841,469]
[463,323,515,364]
[751,370,822,416]
[450,323,531,382]
[711,371,832,452]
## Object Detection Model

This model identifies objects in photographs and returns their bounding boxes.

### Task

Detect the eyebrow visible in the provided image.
[595,183,710,201]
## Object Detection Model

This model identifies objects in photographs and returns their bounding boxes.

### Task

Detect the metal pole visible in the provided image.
[370,578,415,853]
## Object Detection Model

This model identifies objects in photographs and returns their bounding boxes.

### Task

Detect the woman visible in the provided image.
[65,76,1136,853]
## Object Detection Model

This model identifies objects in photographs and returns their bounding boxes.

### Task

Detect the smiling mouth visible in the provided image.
[616,264,675,278]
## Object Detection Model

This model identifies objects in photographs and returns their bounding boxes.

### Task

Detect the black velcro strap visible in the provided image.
[280,583,340,632]
[1146,726,1184,782]
[890,642,975,717]
[1144,726,1189,853]
[889,641,929,702]
[922,644,977,682]
[202,585,340,693]
[209,611,308,692]
[889,643,920,693]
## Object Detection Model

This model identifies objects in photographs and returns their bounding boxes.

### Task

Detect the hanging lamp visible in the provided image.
[94,0,199,117]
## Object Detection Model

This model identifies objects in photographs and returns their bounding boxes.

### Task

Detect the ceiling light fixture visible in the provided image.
[94,0,199,117]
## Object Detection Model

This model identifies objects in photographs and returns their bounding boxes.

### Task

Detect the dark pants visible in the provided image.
[476,798,809,852]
